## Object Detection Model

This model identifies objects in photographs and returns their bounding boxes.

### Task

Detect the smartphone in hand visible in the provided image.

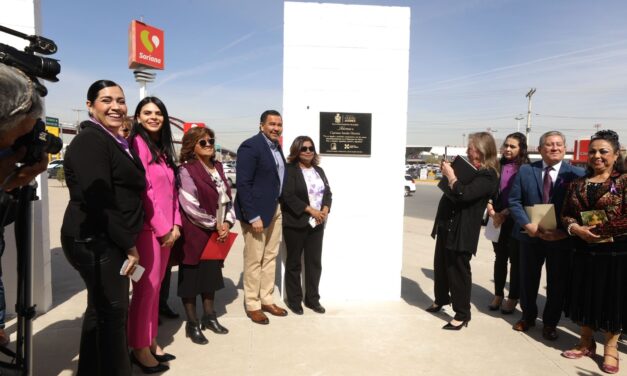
[119,260,145,282]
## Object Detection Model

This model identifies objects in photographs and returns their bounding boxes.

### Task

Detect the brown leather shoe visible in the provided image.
[246,310,269,325]
[261,304,288,317]
[512,319,535,332]
[0,329,8,347]
[542,326,558,341]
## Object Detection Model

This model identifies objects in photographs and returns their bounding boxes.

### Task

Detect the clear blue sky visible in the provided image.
[39,0,627,150]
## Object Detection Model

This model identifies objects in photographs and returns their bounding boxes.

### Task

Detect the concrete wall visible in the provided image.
[282,2,410,301]
[1,0,53,314]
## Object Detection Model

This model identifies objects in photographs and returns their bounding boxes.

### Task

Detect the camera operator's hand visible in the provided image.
[1,148,48,191]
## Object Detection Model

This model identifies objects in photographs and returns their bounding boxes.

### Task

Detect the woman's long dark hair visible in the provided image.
[500,132,530,166]
[130,96,176,168]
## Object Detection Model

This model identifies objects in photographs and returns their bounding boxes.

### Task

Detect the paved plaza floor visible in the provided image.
[3,180,624,375]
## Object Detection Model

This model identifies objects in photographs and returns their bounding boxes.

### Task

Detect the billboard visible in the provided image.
[128,20,164,70]
[183,122,205,133]
[573,139,590,163]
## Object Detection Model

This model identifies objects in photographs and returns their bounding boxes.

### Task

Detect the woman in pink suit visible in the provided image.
[128,97,181,373]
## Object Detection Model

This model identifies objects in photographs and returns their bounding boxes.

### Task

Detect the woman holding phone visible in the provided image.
[61,80,144,375]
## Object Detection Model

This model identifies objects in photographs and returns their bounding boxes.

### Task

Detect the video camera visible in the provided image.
[0,24,62,165]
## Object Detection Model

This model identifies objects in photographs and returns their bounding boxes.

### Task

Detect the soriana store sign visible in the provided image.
[129,20,164,70]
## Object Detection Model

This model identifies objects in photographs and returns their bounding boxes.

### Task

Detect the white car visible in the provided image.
[225,172,236,189]
[404,175,416,197]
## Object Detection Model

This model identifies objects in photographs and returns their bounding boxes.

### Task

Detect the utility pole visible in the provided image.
[71,109,88,133]
[462,133,466,146]
[594,123,602,132]
[525,88,536,141]
[515,115,524,133]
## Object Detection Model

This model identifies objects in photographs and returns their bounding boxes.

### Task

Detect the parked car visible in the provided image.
[47,164,63,178]
[404,175,416,197]
[222,161,236,173]
[225,171,236,189]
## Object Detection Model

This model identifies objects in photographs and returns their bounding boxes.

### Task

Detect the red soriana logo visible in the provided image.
[183,123,205,133]
[129,20,164,70]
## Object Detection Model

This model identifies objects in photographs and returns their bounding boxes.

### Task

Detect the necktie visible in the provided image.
[542,166,553,204]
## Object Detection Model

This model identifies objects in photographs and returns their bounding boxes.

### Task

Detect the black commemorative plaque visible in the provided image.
[319,112,371,156]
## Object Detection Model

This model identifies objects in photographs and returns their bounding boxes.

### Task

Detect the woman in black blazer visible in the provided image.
[61,80,148,375]
[281,136,332,315]
[426,132,499,330]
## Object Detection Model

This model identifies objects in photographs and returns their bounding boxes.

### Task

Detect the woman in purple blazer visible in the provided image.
[176,127,235,345]
[128,97,181,373]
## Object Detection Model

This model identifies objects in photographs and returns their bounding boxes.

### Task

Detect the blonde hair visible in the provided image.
[469,132,499,177]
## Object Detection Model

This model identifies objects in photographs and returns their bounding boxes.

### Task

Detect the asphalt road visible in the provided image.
[403,183,441,220]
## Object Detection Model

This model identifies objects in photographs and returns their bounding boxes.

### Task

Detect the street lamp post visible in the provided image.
[71,108,88,133]
[515,115,524,132]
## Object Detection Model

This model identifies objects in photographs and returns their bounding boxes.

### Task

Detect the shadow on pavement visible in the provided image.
[50,247,83,308]
[32,317,80,375]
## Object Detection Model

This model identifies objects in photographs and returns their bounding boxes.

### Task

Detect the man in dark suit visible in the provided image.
[509,130,585,340]
[235,110,288,324]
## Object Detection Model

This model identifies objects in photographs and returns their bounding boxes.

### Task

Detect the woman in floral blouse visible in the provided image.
[281,136,332,315]
[560,130,627,374]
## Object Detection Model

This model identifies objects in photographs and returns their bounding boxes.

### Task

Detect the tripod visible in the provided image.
[0,185,37,375]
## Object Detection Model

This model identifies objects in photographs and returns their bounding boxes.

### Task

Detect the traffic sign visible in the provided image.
[46,116,59,127]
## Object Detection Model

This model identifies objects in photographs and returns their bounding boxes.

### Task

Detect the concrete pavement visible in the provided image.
[6,179,624,375]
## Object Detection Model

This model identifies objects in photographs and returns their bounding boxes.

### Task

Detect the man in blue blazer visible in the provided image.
[509,131,585,340]
[235,110,289,324]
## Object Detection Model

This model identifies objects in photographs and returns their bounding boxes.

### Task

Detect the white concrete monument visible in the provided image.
[282,2,410,301]
[1,0,53,313]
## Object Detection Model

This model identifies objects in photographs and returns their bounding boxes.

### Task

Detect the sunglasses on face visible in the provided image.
[198,138,215,148]
[300,146,315,152]
[122,128,130,134]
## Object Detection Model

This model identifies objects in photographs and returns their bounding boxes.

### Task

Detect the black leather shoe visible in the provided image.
[185,321,208,345]
[201,313,229,334]
[425,303,443,313]
[287,303,304,315]
[304,302,326,314]
[442,320,469,330]
[130,352,169,374]
[159,304,180,319]
[542,326,559,341]
[151,352,176,362]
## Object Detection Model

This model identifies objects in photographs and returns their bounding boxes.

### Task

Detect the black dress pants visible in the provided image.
[492,218,520,299]
[61,235,131,376]
[433,228,473,321]
[519,239,572,327]
[283,225,324,306]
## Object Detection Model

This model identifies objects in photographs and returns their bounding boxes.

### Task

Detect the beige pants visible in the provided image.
[242,205,283,311]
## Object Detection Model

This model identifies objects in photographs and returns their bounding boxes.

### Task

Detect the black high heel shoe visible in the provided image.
[130,352,169,374]
[151,351,176,362]
[426,303,443,313]
[201,313,229,334]
[442,320,469,330]
[185,321,209,345]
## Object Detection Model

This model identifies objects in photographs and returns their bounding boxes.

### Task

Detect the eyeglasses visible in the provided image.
[198,138,215,148]
[300,146,315,153]
[121,128,130,134]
